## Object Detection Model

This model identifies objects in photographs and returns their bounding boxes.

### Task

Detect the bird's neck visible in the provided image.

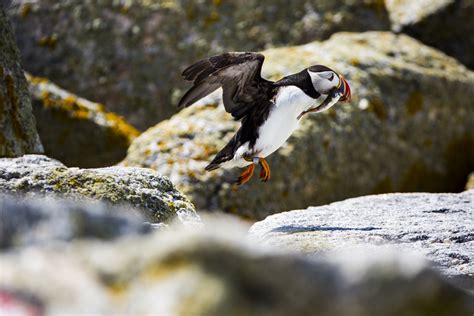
[276,70,321,99]
[275,86,322,114]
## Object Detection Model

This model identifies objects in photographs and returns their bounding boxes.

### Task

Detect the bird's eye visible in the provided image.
[317,71,334,81]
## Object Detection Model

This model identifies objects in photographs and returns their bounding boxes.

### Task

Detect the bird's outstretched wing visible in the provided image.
[178,52,271,120]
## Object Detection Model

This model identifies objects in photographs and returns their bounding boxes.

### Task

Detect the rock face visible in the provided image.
[0,220,471,315]
[27,74,139,168]
[0,8,42,157]
[249,191,474,290]
[0,155,199,225]
[123,32,474,219]
[7,0,390,128]
[385,0,474,69]
[0,195,151,249]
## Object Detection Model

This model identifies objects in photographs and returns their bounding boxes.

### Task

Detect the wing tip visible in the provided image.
[177,88,192,108]
[178,81,221,109]
[177,100,186,108]
[205,163,220,171]
[181,59,211,81]
[255,52,265,60]
[181,52,265,81]
[177,92,192,108]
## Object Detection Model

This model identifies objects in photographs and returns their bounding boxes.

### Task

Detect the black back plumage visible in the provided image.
[179,52,275,120]
[275,69,321,99]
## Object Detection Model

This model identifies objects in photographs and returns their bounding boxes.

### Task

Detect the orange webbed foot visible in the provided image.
[236,164,255,185]
[259,158,271,182]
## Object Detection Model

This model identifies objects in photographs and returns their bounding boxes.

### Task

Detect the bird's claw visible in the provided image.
[235,164,255,185]
[259,158,271,182]
[235,157,271,184]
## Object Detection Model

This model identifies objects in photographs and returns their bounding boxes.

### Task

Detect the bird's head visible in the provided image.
[307,65,351,103]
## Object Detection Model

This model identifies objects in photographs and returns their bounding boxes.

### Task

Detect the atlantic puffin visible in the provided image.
[178,52,351,185]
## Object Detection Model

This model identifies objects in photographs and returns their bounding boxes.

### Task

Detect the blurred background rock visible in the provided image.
[27,73,139,167]
[6,0,390,129]
[6,0,473,130]
[1,217,472,315]
[0,195,151,249]
[385,0,474,69]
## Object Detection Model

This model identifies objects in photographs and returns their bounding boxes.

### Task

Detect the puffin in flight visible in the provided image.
[178,52,351,185]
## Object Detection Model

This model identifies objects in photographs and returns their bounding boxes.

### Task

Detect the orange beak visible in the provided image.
[338,76,351,103]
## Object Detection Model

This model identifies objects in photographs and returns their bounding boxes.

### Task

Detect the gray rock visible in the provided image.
[249,190,474,290]
[386,0,474,69]
[0,219,471,315]
[123,32,474,219]
[0,7,42,156]
[0,155,200,225]
[27,74,140,168]
[0,194,151,249]
[7,0,390,128]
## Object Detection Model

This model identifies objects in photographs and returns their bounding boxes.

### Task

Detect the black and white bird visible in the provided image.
[178,52,351,185]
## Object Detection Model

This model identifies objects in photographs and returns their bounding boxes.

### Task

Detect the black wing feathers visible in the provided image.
[179,52,277,171]
[182,59,210,81]
[178,52,270,120]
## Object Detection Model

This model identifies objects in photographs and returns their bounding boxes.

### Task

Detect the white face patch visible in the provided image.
[308,70,340,94]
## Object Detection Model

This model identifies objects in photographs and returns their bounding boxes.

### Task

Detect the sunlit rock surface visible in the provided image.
[386,0,474,68]
[0,219,471,315]
[0,155,199,225]
[27,74,139,168]
[123,32,474,219]
[249,190,474,290]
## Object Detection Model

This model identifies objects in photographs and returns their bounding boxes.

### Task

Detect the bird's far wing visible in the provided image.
[178,52,267,119]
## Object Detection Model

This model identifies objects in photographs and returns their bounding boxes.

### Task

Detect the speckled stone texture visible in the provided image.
[0,155,199,225]
[27,74,139,168]
[386,0,474,69]
[123,32,474,219]
[0,219,471,315]
[7,0,390,128]
[249,190,474,290]
[0,8,42,157]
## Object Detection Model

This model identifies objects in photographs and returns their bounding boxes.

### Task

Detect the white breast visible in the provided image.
[222,86,321,169]
[254,86,319,157]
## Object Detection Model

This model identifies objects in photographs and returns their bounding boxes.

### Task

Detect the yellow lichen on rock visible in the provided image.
[26,73,139,167]
[466,173,474,190]
[405,91,423,116]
